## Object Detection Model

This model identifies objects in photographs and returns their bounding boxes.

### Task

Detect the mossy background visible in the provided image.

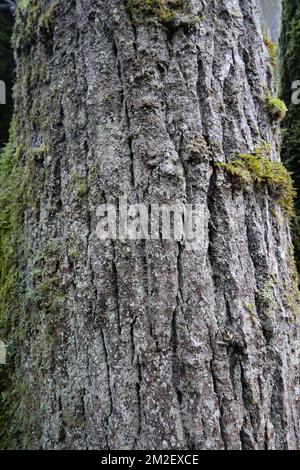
[0,10,14,148]
[280,0,300,275]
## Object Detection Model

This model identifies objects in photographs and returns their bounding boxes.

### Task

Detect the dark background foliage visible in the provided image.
[280,0,300,275]
[0,9,14,148]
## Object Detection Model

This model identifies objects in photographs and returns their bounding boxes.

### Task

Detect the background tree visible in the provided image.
[0,6,14,147]
[0,0,300,450]
[280,0,300,275]
[261,0,282,42]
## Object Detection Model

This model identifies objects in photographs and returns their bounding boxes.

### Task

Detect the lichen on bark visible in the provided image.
[0,0,299,450]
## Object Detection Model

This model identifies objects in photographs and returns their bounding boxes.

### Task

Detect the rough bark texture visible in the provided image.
[3,0,300,450]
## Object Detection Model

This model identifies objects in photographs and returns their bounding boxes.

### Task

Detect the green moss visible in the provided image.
[0,122,23,329]
[0,119,51,448]
[0,116,54,449]
[41,2,58,32]
[30,143,47,155]
[260,277,276,310]
[186,136,211,162]
[70,172,89,200]
[286,244,300,310]
[0,120,24,449]
[75,181,87,199]
[68,249,79,260]
[17,0,31,12]
[44,321,55,345]
[22,2,41,44]
[217,143,296,219]
[255,274,280,340]
[266,95,288,122]
[16,0,58,45]
[245,303,255,313]
[32,240,65,312]
[37,276,59,296]
[263,33,277,67]
[126,0,186,24]
[37,278,64,311]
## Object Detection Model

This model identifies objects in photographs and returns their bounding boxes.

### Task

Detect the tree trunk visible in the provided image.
[2,0,300,450]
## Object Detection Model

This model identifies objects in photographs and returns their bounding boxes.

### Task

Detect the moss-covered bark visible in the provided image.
[0,120,24,449]
[0,8,16,449]
[0,10,14,148]
[1,0,300,450]
[280,0,300,274]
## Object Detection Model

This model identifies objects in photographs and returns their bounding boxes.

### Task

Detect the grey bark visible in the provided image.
[11,0,300,450]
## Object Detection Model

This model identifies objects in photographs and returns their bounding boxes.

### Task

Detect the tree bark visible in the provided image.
[4,0,300,450]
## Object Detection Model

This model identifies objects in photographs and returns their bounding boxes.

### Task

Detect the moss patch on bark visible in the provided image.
[125,0,201,26]
[217,143,296,219]
[263,33,277,67]
[126,0,185,22]
[0,119,24,449]
[266,95,288,122]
